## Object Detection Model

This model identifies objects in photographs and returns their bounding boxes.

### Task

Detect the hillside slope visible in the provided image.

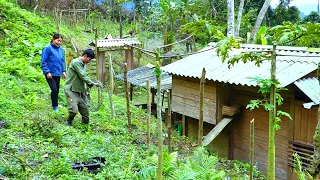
[0,1,266,179]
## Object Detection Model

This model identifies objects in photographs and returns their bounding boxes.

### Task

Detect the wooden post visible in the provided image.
[124,63,132,133]
[250,118,255,180]
[151,89,156,104]
[73,2,76,25]
[182,115,186,136]
[268,44,277,180]
[287,86,295,180]
[155,51,163,180]
[125,48,134,70]
[147,80,151,149]
[125,48,134,101]
[95,28,99,79]
[137,43,142,67]
[167,89,172,153]
[96,51,106,84]
[108,54,115,119]
[119,13,123,38]
[198,68,206,146]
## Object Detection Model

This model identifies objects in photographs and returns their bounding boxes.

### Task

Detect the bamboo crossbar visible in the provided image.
[289,145,314,154]
[287,161,311,168]
[288,149,313,159]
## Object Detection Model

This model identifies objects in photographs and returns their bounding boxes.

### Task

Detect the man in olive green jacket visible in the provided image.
[64,49,99,125]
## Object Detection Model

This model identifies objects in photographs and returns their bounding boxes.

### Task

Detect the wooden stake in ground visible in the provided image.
[250,118,255,180]
[147,79,151,149]
[94,28,101,105]
[108,53,115,119]
[124,63,132,133]
[198,68,206,146]
[167,89,172,153]
[155,51,163,180]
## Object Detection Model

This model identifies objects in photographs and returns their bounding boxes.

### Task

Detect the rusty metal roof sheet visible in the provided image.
[93,38,141,48]
[294,77,320,105]
[115,66,172,91]
[161,44,320,87]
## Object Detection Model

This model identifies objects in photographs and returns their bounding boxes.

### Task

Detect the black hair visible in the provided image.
[52,33,63,40]
[82,49,95,59]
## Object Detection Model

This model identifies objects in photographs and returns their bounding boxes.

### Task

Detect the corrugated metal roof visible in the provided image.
[294,77,320,105]
[115,66,172,91]
[94,38,141,48]
[161,44,320,87]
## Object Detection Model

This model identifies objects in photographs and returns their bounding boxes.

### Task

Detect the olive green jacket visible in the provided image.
[64,57,93,93]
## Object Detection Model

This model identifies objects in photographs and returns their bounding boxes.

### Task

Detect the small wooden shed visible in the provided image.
[161,44,320,180]
[90,38,141,84]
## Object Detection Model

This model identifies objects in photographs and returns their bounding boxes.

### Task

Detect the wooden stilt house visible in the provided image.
[161,44,320,180]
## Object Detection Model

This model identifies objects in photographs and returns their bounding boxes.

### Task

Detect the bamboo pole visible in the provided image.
[268,44,277,180]
[95,28,98,79]
[167,89,172,153]
[198,68,206,146]
[147,80,151,149]
[155,51,163,180]
[94,28,101,105]
[250,118,255,180]
[108,54,115,119]
[124,63,132,133]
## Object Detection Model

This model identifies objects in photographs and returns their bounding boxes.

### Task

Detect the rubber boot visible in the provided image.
[66,112,77,126]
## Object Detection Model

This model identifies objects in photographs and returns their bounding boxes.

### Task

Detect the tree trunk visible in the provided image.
[249,0,271,43]
[235,0,245,38]
[227,0,235,38]
[268,44,276,180]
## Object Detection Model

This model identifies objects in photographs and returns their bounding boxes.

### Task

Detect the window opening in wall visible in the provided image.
[288,140,314,169]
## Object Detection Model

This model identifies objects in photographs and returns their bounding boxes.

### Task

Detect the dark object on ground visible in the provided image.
[0,120,6,129]
[72,157,106,173]
[131,139,145,145]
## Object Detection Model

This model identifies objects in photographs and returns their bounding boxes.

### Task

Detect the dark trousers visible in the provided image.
[65,89,89,124]
[45,76,60,107]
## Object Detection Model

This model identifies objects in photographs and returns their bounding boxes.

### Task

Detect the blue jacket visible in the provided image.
[41,43,66,76]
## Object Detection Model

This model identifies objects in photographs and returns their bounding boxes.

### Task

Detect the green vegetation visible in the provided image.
[0,1,267,179]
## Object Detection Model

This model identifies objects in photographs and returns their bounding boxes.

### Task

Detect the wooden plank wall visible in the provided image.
[171,76,217,124]
[294,103,317,144]
[187,116,229,157]
[232,86,291,179]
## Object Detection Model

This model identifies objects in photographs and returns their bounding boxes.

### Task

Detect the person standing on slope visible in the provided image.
[64,49,100,126]
[41,33,66,112]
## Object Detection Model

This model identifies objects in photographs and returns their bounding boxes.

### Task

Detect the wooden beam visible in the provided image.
[202,117,234,146]
[97,51,106,84]
[125,48,134,70]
